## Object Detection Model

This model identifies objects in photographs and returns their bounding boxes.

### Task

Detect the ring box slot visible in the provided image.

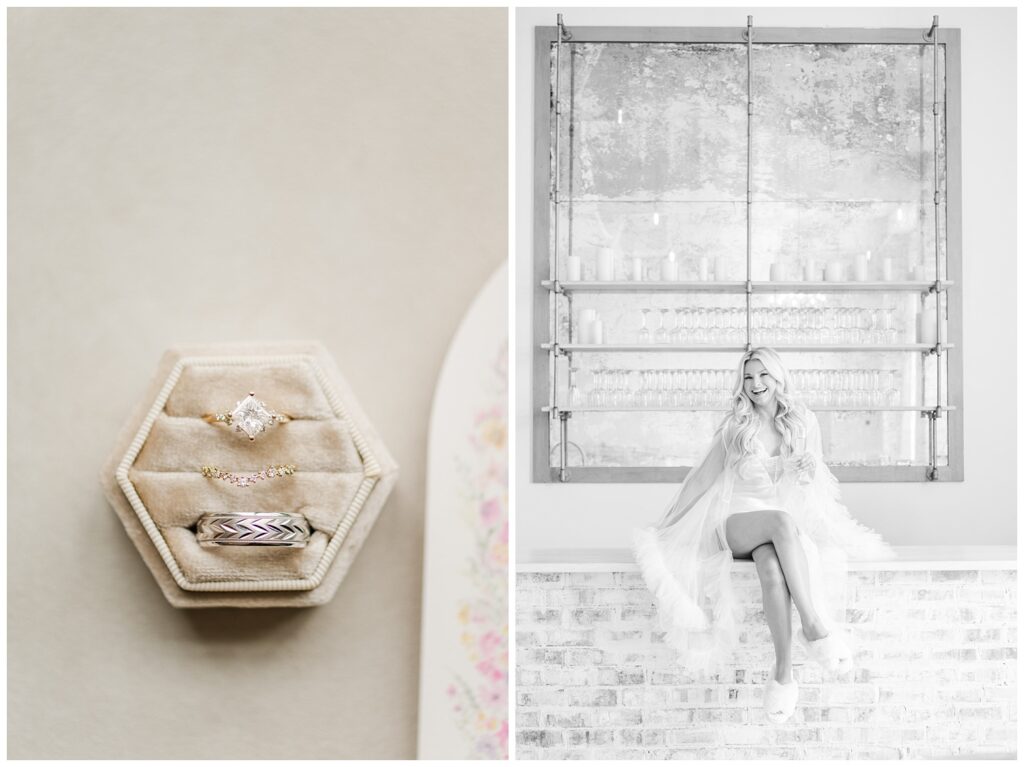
[130,473,367,531]
[164,363,335,420]
[133,415,365,473]
[162,528,331,582]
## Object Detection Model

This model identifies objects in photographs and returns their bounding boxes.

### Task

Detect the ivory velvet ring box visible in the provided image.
[101,341,398,608]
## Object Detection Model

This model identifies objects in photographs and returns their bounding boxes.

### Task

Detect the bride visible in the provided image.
[633,347,892,722]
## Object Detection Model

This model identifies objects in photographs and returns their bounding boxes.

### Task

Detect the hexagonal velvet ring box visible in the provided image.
[101,341,398,608]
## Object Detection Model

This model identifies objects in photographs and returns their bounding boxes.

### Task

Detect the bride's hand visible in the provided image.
[793,452,816,481]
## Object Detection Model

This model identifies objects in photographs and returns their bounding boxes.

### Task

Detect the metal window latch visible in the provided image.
[558,410,572,483]
[557,13,571,41]
[925,407,941,481]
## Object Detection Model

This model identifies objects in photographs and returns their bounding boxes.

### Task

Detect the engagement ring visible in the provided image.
[203,392,291,441]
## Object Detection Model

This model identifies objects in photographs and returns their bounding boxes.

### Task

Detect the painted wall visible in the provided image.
[515,6,1017,555]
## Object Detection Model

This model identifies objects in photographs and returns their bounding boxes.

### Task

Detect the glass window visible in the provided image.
[534,25,961,483]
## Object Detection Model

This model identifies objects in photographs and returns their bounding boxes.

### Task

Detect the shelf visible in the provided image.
[543,405,956,414]
[546,344,743,353]
[545,280,746,293]
[543,279,953,294]
[544,343,954,353]
[552,198,950,205]
[751,280,953,293]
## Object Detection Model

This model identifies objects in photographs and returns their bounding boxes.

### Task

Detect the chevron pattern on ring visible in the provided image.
[204,516,309,545]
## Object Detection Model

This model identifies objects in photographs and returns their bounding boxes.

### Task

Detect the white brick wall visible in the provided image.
[516,567,1017,759]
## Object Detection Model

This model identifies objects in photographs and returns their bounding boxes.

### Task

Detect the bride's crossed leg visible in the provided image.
[726,510,830,683]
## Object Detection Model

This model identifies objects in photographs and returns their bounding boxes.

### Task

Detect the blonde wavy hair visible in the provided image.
[723,347,808,467]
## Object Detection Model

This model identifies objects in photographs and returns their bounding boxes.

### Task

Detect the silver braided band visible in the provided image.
[196,511,312,548]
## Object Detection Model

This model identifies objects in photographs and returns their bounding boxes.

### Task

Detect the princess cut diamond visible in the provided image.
[230,392,275,440]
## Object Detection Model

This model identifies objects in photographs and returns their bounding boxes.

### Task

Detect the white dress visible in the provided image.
[633,407,893,673]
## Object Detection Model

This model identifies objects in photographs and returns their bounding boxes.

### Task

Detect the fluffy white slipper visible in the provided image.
[764,666,798,723]
[798,628,853,675]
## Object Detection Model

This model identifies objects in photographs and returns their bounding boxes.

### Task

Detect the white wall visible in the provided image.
[515,6,1017,555]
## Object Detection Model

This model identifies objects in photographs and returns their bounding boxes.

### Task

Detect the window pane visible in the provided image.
[751,43,945,202]
[568,43,747,201]
[555,200,746,282]
[750,43,947,284]
[750,201,944,283]
[551,410,726,469]
[748,291,919,349]
[554,293,748,350]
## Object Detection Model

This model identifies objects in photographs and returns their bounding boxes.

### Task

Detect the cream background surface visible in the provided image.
[8,8,506,759]
[515,6,1017,556]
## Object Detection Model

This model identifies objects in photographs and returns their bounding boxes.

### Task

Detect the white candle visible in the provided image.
[825,262,845,282]
[918,311,937,345]
[698,256,710,281]
[566,255,581,282]
[769,262,786,282]
[853,253,869,281]
[661,251,679,281]
[592,318,604,345]
[803,259,818,281]
[881,258,893,281]
[630,257,643,281]
[579,309,597,344]
[597,248,615,282]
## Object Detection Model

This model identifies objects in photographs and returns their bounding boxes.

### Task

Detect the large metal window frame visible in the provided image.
[532,22,963,483]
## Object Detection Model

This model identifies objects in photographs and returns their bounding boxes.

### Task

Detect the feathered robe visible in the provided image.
[633,406,893,672]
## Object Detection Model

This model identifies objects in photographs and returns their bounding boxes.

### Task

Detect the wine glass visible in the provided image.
[638,309,652,345]
[671,308,686,343]
[672,369,687,407]
[589,367,606,408]
[568,367,584,409]
[642,370,659,408]
[657,369,673,406]
[655,309,672,344]
[647,309,662,345]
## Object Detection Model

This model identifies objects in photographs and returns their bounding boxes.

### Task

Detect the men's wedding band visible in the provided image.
[196,511,311,548]
[203,391,292,441]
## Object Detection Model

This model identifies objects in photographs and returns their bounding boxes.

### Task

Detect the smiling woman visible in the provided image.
[633,346,893,722]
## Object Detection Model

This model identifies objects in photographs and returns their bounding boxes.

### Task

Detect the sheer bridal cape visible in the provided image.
[633,407,893,673]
